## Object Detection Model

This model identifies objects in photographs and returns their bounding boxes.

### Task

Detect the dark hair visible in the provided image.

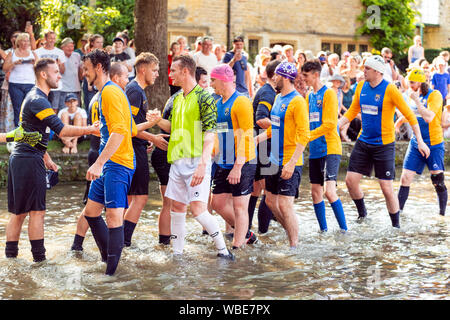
[302,60,322,74]
[82,49,110,73]
[34,58,56,78]
[233,35,244,43]
[265,60,281,79]
[420,82,429,97]
[172,54,196,77]
[270,52,279,61]
[195,66,207,82]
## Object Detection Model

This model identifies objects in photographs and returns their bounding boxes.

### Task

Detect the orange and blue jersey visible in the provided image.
[98,80,137,170]
[267,90,310,166]
[215,91,256,169]
[307,86,342,159]
[405,89,444,147]
[344,80,418,145]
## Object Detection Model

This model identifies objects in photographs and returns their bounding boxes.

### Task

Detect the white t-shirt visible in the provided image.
[35,47,67,90]
[383,62,398,83]
[58,107,87,121]
[193,51,218,76]
[320,64,339,82]
[61,52,81,92]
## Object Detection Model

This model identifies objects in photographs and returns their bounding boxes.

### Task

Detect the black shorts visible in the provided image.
[212,162,256,197]
[309,154,341,186]
[150,147,171,186]
[348,140,395,180]
[128,144,150,195]
[265,164,302,198]
[8,155,46,214]
[254,140,271,181]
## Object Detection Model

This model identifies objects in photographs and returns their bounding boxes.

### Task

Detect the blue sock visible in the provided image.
[437,190,447,216]
[330,199,347,231]
[313,201,327,231]
[85,215,109,262]
[248,195,259,231]
[389,211,400,228]
[257,195,273,234]
[123,220,137,247]
[398,186,410,211]
[106,226,124,276]
[353,197,367,218]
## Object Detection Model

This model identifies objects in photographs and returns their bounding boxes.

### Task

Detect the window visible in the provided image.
[348,44,356,53]
[333,43,342,57]
[248,39,259,65]
[321,42,331,52]
[359,44,368,53]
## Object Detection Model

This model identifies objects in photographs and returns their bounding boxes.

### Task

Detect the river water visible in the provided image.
[0,171,448,300]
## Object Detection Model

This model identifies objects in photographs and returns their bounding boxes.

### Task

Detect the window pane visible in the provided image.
[322,42,331,52]
[359,44,368,53]
[348,44,356,52]
[333,43,342,57]
[248,39,259,65]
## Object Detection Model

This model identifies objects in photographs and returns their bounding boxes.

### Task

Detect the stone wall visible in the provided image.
[1,141,448,187]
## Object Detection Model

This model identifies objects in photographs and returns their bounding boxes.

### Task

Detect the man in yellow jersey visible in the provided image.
[338,56,430,228]
[209,64,258,249]
[396,68,447,216]
[302,60,347,233]
[255,61,310,248]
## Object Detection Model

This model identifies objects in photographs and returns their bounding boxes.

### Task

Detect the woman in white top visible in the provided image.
[2,33,37,127]
[408,35,425,65]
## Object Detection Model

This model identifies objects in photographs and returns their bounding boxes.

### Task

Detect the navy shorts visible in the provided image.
[309,154,341,186]
[88,161,135,209]
[150,148,171,186]
[212,162,256,197]
[348,140,396,180]
[128,144,150,195]
[265,164,302,198]
[403,142,445,175]
[8,155,46,214]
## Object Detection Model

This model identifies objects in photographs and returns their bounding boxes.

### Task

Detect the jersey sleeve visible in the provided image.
[343,81,363,122]
[310,89,338,142]
[231,96,255,160]
[31,98,64,134]
[198,91,217,132]
[126,87,143,117]
[101,86,130,136]
[387,84,418,126]
[427,90,444,116]
[222,52,232,64]
[292,96,310,147]
[255,91,274,121]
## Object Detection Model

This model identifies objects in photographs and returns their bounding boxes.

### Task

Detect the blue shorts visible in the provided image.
[309,154,341,185]
[403,142,445,175]
[88,161,135,208]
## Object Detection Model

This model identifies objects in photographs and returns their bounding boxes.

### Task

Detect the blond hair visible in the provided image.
[15,33,30,47]
[135,52,159,70]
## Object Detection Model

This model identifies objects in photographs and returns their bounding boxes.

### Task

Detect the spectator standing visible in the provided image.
[381,47,399,83]
[74,33,90,58]
[60,38,82,110]
[222,36,253,97]
[114,32,136,81]
[35,30,67,111]
[320,53,339,82]
[193,36,217,81]
[168,41,182,95]
[81,34,103,110]
[3,33,38,127]
[408,35,425,65]
[431,57,450,105]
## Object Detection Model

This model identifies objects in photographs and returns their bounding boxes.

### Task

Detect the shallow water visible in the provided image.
[0,171,448,300]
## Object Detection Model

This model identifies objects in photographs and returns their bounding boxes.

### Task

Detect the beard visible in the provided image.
[46,78,59,90]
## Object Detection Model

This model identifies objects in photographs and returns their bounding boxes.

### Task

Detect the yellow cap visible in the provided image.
[407,68,426,83]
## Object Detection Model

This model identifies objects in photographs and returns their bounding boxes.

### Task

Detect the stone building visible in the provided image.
[168,0,449,61]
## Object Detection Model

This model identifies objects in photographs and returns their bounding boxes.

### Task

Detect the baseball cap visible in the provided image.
[275,61,298,80]
[60,37,74,47]
[211,64,235,82]
[113,37,124,44]
[65,93,78,102]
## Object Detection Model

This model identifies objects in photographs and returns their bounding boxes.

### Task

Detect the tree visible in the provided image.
[134,0,169,111]
[357,0,418,57]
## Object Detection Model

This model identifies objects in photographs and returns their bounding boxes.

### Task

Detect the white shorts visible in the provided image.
[164,157,212,205]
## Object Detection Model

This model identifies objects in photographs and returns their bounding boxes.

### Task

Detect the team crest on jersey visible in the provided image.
[281,104,286,111]
[316,100,322,107]
[224,107,230,116]
[375,94,381,102]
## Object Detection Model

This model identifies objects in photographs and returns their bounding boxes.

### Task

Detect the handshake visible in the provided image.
[146,108,162,125]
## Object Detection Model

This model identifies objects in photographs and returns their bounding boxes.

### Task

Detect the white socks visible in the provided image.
[195,211,229,255]
[170,211,187,254]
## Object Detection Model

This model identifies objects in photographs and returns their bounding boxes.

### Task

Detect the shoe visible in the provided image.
[202,230,209,235]
[246,231,258,244]
[356,215,367,224]
[71,244,83,251]
[217,250,235,261]
[224,232,234,241]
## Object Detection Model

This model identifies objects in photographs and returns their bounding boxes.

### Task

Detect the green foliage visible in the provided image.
[0,0,41,49]
[95,0,135,44]
[357,0,418,56]
[424,47,450,64]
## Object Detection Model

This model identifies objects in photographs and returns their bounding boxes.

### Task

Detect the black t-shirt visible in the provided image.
[14,86,64,157]
[252,83,276,131]
[88,91,100,151]
[126,80,148,147]
[110,52,130,63]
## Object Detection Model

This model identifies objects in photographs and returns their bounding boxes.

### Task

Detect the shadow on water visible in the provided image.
[0,170,448,300]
